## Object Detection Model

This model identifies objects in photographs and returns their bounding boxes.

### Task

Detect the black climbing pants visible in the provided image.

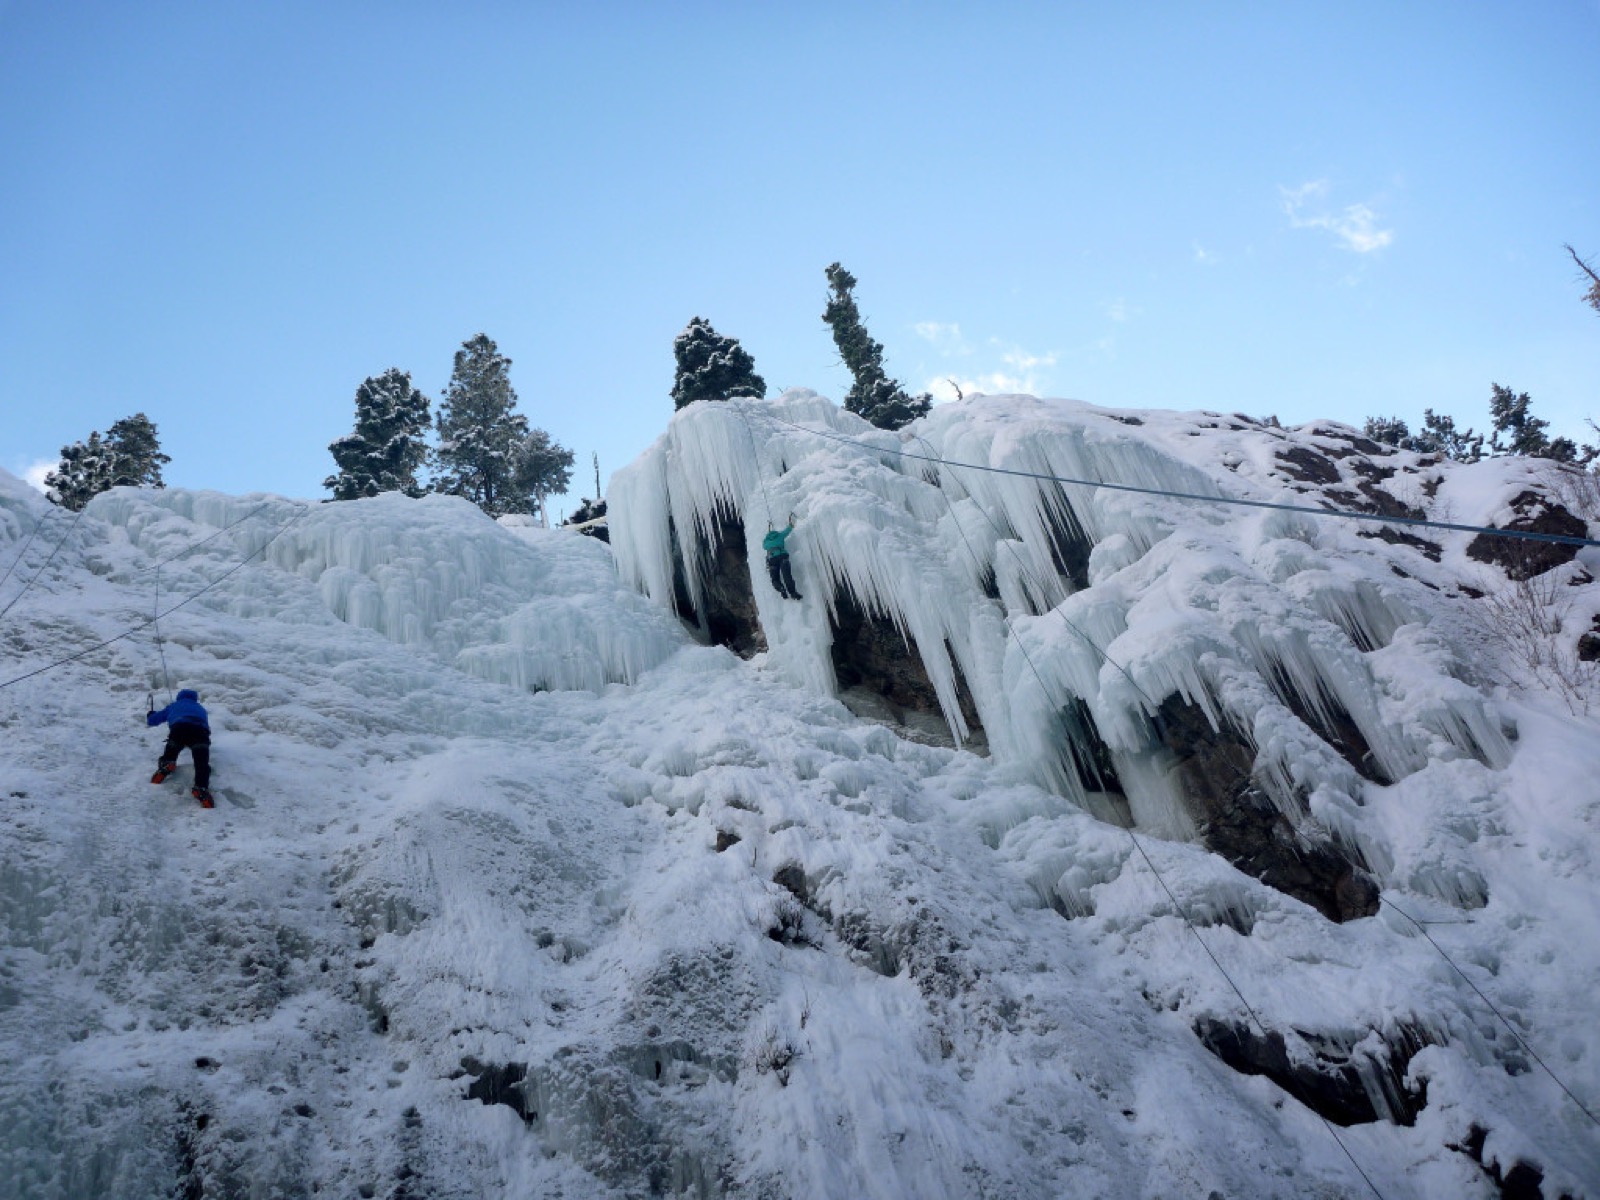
[160,722,212,789]
[766,553,800,599]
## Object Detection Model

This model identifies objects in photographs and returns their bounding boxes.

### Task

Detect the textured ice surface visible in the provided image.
[610,393,1515,844]
[2,394,1598,1199]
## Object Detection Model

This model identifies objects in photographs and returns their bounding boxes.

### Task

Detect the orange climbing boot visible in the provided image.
[151,761,175,784]
[192,787,214,809]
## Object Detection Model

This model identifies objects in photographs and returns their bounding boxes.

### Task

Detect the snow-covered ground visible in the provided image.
[2,392,1598,1199]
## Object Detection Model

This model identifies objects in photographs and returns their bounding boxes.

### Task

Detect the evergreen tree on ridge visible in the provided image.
[44,413,170,510]
[325,368,432,501]
[821,263,931,431]
[434,334,532,517]
[515,427,576,527]
[670,317,766,409]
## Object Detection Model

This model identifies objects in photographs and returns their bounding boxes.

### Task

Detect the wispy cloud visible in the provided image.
[998,342,1058,373]
[1193,242,1217,265]
[1281,180,1394,253]
[13,458,53,493]
[913,321,972,356]
[923,340,1059,402]
[1102,298,1134,323]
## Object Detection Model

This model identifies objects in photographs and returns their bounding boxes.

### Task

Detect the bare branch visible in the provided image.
[1565,243,1600,314]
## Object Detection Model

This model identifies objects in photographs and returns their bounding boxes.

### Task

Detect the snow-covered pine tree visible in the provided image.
[822,262,931,431]
[1415,409,1484,461]
[325,368,432,501]
[44,414,171,509]
[1362,415,1411,448]
[515,428,575,528]
[104,414,171,489]
[670,317,766,409]
[434,334,531,517]
[43,431,110,510]
[1488,383,1565,459]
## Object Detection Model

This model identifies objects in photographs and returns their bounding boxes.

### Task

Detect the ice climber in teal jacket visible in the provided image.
[762,514,803,600]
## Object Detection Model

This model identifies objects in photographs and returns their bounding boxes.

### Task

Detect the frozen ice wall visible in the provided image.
[610,390,1513,856]
[87,488,688,694]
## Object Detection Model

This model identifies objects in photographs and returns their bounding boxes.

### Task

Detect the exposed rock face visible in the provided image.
[1276,446,1343,486]
[1448,1125,1566,1200]
[829,588,986,750]
[665,507,986,750]
[462,1046,731,1198]
[1192,1016,1432,1127]
[1259,663,1392,785]
[656,508,979,752]
[1579,617,1600,663]
[1155,697,1379,923]
[665,510,1384,918]
[669,508,765,657]
[1043,498,1093,593]
[613,401,1514,936]
[1467,491,1588,580]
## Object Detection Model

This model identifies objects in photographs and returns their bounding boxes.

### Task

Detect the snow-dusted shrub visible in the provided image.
[1469,567,1599,714]
[749,1026,801,1086]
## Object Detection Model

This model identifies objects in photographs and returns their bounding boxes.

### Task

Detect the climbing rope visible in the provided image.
[137,501,279,706]
[1,496,275,626]
[753,406,1600,1148]
[0,501,310,692]
[132,499,276,575]
[731,401,778,530]
[901,430,1389,1199]
[1377,895,1599,1129]
[755,410,1600,551]
[0,511,46,595]
[0,504,89,620]
[152,562,174,704]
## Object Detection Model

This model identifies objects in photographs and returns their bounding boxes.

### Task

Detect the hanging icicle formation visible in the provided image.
[609,389,1512,864]
[90,487,689,695]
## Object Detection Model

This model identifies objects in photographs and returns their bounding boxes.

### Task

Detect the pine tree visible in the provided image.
[1416,408,1484,462]
[104,414,171,488]
[325,368,432,501]
[43,413,170,509]
[1362,416,1411,448]
[821,263,931,430]
[515,428,575,527]
[670,317,766,409]
[1362,411,1486,461]
[43,431,111,511]
[434,334,531,517]
[1488,384,1553,458]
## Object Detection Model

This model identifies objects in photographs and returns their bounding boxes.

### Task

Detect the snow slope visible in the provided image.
[2,392,1598,1199]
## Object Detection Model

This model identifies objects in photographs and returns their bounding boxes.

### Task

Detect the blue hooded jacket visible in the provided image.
[148,688,209,732]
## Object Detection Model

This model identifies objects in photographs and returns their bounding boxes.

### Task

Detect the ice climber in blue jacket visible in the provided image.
[762,514,803,601]
[148,688,215,808]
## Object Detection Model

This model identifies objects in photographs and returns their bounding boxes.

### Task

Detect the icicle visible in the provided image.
[607,389,1525,866]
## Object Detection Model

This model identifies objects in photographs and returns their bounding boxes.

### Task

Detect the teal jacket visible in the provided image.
[761,524,794,558]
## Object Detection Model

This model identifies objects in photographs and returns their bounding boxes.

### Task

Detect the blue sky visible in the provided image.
[3,1,1597,515]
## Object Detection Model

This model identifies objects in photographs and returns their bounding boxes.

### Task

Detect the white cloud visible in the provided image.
[1281,180,1394,254]
[998,342,1058,373]
[1102,298,1133,323]
[926,373,1025,403]
[1193,242,1217,265]
[914,321,971,356]
[926,341,1059,402]
[15,458,53,493]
